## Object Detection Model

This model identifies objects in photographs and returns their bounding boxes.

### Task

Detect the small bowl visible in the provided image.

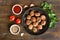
[10,24,20,35]
[12,4,22,15]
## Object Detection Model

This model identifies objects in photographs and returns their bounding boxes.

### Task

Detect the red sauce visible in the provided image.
[14,6,21,13]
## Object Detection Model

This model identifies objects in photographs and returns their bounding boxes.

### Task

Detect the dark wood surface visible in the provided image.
[0,0,60,40]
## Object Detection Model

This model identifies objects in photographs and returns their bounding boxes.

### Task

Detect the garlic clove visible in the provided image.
[30,4,35,7]
[21,33,24,37]
[24,5,28,8]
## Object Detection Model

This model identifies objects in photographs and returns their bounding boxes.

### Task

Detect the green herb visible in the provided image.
[40,2,58,28]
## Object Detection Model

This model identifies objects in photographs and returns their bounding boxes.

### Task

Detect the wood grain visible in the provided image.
[0,0,60,40]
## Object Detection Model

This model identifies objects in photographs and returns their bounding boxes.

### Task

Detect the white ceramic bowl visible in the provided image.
[10,24,20,35]
[12,4,22,15]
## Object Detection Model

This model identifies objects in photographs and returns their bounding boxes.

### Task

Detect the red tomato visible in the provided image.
[10,15,15,21]
[16,18,21,24]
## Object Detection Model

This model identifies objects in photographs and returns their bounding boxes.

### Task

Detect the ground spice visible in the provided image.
[14,6,21,13]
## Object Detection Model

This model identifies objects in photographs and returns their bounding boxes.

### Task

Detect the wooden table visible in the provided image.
[0,0,60,40]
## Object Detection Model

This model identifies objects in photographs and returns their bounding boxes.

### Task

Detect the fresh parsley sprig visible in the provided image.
[40,2,57,28]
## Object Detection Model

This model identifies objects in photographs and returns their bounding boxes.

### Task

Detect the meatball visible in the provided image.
[30,10,34,16]
[37,25,42,30]
[35,12,40,17]
[41,15,46,21]
[37,17,41,23]
[31,17,36,22]
[33,28,38,33]
[27,15,31,19]
[33,22,38,27]
[26,19,31,25]
[28,24,33,30]
[41,21,46,26]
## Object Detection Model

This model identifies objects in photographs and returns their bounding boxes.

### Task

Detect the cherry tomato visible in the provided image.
[10,15,15,21]
[16,18,21,24]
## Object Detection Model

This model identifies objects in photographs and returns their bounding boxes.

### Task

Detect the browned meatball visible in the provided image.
[30,10,34,16]
[41,21,46,26]
[33,28,38,33]
[35,12,40,17]
[33,22,38,27]
[26,19,31,25]
[27,15,31,19]
[37,17,41,23]
[41,15,46,21]
[28,24,33,30]
[31,17,36,22]
[37,25,42,30]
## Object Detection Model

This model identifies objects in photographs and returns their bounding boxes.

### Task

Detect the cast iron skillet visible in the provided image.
[22,7,50,35]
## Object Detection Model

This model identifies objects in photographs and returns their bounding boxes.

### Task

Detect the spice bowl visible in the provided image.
[10,24,20,35]
[12,4,22,15]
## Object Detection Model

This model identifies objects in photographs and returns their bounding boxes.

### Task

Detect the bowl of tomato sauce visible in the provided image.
[12,4,22,15]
